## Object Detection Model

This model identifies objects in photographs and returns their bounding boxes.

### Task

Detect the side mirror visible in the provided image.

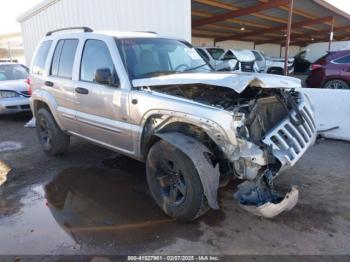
[95,68,119,87]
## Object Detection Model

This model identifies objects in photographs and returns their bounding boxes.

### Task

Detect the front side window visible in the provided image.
[80,40,116,83]
[334,54,350,64]
[207,48,225,60]
[118,38,211,79]
[32,40,52,75]
[0,64,28,81]
[50,39,78,79]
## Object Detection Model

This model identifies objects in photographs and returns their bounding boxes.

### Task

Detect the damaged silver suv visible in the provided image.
[30,28,316,221]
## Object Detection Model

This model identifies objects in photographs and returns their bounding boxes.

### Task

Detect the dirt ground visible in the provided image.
[0,113,350,257]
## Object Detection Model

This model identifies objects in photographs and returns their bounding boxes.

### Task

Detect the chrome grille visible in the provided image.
[263,102,316,167]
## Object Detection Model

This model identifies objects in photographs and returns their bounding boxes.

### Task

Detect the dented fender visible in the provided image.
[156,132,220,209]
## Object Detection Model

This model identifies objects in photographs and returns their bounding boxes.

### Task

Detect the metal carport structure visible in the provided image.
[191,0,350,74]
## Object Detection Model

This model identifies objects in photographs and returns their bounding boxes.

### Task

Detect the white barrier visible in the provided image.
[302,88,350,141]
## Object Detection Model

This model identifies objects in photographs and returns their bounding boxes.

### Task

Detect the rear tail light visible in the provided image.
[310,64,323,71]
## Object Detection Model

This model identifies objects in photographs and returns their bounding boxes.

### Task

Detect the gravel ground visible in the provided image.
[0,113,349,258]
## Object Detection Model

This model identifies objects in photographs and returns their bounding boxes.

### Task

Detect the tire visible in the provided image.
[323,79,349,89]
[146,140,208,221]
[35,108,70,156]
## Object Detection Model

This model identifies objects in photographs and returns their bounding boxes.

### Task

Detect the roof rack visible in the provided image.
[134,31,157,34]
[46,27,93,36]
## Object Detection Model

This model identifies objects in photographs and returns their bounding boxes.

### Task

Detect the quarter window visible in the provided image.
[32,40,52,75]
[80,40,116,83]
[50,39,78,79]
[334,55,350,64]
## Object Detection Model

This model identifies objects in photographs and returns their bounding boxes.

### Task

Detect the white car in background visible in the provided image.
[225,49,259,73]
[196,47,259,73]
[252,50,294,75]
[0,63,31,114]
[195,46,237,71]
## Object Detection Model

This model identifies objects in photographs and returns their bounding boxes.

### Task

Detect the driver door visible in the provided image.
[75,39,133,153]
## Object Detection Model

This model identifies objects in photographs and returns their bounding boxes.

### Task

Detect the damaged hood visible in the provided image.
[132,72,301,93]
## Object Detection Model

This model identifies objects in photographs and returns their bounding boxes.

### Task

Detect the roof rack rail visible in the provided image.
[46,27,93,36]
[134,31,157,34]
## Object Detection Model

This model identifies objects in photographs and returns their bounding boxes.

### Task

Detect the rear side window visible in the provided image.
[50,39,78,79]
[80,40,115,83]
[32,40,52,75]
[334,54,350,64]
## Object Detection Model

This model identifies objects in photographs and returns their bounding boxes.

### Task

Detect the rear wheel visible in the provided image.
[36,108,70,156]
[323,79,349,89]
[146,140,208,221]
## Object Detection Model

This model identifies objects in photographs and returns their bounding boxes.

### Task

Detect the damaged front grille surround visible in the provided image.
[263,101,316,168]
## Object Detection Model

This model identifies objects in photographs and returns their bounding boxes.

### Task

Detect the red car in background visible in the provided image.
[306,50,350,89]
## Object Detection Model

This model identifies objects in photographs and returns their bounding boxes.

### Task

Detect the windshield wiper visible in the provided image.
[183,63,210,72]
[137,70,177,78]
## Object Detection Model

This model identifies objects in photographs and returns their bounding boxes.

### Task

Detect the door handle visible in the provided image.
[45,81,54,87]
[75,87,89,95]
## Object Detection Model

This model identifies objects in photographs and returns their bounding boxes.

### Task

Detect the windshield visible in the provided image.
[117,38,211,79]
[0,64,28,81]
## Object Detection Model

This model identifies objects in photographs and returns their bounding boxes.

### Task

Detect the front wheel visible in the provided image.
[323,79,349,89]
[146,140,208,221]
[36,108,70,156]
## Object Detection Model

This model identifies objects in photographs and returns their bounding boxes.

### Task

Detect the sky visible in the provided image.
[0,0,349,35]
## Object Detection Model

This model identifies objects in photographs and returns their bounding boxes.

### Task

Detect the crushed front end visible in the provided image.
[229,87,316,217]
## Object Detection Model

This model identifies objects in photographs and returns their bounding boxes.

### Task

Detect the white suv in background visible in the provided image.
[196,47,259,73]
[252,50,294,75]
[195,46,237,71]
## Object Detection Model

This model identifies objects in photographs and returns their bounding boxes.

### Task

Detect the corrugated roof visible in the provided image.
[192,0,350,46]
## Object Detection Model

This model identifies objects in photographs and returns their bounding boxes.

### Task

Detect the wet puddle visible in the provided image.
[0,156,225,254]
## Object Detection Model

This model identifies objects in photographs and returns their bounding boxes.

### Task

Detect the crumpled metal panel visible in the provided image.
[156,132,220,209]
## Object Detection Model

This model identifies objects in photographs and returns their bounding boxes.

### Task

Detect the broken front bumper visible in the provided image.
[234,98,316,218]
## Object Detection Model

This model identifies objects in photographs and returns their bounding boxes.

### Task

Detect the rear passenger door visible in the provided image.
[47,39,79,132]
[75,39,133,153]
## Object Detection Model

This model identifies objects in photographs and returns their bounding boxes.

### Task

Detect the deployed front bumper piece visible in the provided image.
[234,97,316,218]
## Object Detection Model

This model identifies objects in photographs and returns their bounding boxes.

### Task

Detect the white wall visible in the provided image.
[255,43,281,57]
[303,88,350,141]
[192,37,214,47]
[214,40,300,58]
[18,0,191,65]
[216,40,254,50]
[281,45,301,57]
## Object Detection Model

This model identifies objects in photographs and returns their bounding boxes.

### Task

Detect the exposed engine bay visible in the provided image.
[146,83,315,218]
